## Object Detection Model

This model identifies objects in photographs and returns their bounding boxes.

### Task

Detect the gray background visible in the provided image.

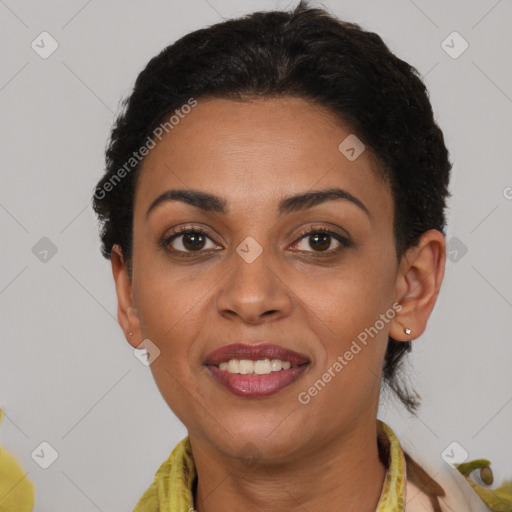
[1,0,511,510]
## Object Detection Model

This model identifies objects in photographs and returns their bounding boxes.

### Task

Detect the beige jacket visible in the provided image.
[405,457,492,511]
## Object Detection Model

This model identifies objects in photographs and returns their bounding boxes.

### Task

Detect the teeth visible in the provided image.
[254,359,270,374]
[239,360,254,375]
[218,359,294,375]
[226,359,239,373]
[270,359,281,371]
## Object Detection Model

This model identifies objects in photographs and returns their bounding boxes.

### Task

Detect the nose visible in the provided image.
[215,249,293,325]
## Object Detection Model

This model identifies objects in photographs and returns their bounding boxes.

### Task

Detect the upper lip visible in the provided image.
[204,343,310,366]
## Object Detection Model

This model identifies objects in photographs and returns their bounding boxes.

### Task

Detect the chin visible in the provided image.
[207,419,309,463]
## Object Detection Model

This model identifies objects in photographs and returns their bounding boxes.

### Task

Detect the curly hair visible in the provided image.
[92,0,452,413]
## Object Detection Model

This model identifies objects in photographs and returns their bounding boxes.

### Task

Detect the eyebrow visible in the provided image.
[145,187,370,219]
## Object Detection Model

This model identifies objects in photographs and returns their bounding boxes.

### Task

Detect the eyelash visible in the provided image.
[160,226,352,258]
[293,227,353,255]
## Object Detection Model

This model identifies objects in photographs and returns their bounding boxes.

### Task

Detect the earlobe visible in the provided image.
[111,244,142,348]
[390,230,446,342]
[126,305,142,348]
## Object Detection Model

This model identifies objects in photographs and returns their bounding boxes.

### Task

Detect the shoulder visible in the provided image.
[405,463,490,511]
[404,454,492,512]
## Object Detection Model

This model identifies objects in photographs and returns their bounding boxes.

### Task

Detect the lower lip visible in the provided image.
[207,364,309,398]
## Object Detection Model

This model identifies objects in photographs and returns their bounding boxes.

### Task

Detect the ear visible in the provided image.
[111,244,142,349]
[389,229,446,342]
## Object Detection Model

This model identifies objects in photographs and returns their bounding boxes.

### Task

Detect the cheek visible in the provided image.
[304,263,393,336]
[134,269,210,420]
[133,262,210,358]
[297,275,392,419]
[298,253,396,379]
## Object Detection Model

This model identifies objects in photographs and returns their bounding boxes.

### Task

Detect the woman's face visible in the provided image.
[118,97,412,460]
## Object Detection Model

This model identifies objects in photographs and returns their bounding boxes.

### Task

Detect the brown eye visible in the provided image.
[308,233,332,251]
[291,229,351,254]
[181,232,206,251]
[163,229,221,253]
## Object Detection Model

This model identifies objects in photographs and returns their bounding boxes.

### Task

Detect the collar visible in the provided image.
[133,419,406,512]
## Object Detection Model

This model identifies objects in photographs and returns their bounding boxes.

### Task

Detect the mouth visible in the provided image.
[204,343,310,398]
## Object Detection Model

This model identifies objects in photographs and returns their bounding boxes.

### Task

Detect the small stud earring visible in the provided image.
[404,328,411,335]
[129,332,133,337]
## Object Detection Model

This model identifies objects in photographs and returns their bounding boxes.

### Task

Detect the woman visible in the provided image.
[92,2,511,511]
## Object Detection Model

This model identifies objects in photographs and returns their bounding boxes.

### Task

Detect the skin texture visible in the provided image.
[111,97,446,512]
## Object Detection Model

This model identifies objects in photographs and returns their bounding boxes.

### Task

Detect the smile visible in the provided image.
[207,363,309,398]
[204,342,311,398]
[218,358,296,374]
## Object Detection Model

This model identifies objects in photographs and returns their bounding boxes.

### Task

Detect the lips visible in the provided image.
[204,343,310,367]
[203,342,310,398]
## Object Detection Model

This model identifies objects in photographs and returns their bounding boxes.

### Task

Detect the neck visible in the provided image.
[190,418,387,512]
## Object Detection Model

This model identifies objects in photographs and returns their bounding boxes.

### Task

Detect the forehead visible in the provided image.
[135,97,393,221]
